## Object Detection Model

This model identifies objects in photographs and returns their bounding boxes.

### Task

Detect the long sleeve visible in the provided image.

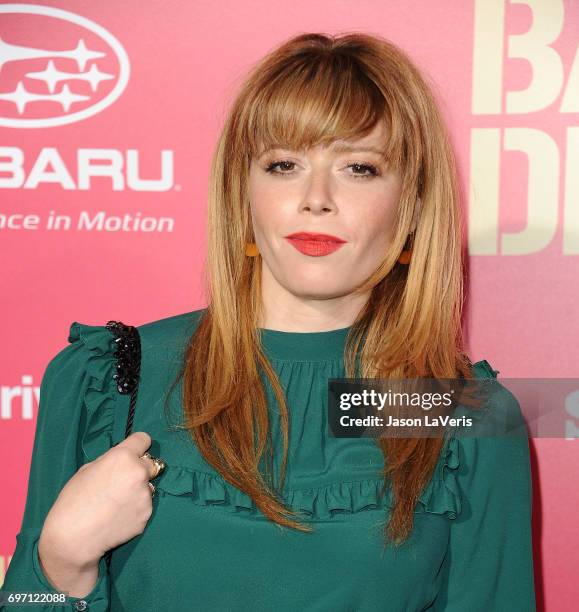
[1,330,114,611]
[432,386,536,611]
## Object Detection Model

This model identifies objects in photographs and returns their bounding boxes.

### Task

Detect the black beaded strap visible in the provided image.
[103,320,142,570]
[105,320,142,438]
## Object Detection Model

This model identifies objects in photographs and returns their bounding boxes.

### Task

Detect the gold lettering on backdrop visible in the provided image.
[469,0,578,255]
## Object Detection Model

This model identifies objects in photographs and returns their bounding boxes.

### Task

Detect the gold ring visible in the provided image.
[140,452,166,480]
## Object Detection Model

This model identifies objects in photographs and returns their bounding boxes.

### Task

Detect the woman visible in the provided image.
[1,32,535,611]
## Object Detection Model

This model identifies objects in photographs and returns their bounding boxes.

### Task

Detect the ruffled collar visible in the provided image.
[259,324,352,361]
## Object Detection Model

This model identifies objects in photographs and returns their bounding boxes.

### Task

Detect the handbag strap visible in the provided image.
[105,320,142,438]
[103,320,142,570]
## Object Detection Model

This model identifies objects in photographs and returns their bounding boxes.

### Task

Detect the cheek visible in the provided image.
[247,175,275,237]
[248,181,295,240]
[249,196,285,243]
[353,199,399,249]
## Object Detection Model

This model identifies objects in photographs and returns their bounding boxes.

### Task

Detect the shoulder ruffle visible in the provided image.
[154,434,462,521]
[472,358,499,378]
[68,322,119,464]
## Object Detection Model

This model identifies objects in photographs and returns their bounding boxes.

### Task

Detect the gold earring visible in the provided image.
[245,242,260,257]
[398,234,413,265]
[398,248,412,265]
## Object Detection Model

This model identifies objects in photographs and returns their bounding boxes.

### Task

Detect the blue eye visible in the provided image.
[264,160,380,179]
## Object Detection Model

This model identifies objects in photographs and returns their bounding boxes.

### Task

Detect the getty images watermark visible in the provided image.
[328,377,579,439]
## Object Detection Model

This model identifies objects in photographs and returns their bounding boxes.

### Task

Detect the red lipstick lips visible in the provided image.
[284,232,347,257]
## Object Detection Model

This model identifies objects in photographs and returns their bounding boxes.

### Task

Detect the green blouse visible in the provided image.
[1,308,536,611]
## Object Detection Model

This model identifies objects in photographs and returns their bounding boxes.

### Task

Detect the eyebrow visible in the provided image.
[258,144,387,159]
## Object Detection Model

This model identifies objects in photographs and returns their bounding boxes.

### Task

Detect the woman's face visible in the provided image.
[247,120,403,304]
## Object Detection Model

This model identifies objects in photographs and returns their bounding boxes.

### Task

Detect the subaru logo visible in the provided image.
[0,4,130,128]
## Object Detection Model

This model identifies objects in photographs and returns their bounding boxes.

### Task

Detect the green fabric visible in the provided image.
[1,308,536,611]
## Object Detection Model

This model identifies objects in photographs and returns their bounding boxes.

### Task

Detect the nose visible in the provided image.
[300,167,337,214]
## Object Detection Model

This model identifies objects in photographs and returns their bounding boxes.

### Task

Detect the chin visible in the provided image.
[288,281,347,300]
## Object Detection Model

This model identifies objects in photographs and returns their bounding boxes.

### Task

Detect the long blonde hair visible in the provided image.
[172,32,474,546]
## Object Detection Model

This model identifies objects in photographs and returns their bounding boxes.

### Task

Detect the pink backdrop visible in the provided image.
[1,1,578,609]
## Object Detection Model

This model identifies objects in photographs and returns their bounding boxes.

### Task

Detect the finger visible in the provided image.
[117,431,152,455]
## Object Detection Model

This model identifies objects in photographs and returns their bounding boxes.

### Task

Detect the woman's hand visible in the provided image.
[39,431,158,569]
